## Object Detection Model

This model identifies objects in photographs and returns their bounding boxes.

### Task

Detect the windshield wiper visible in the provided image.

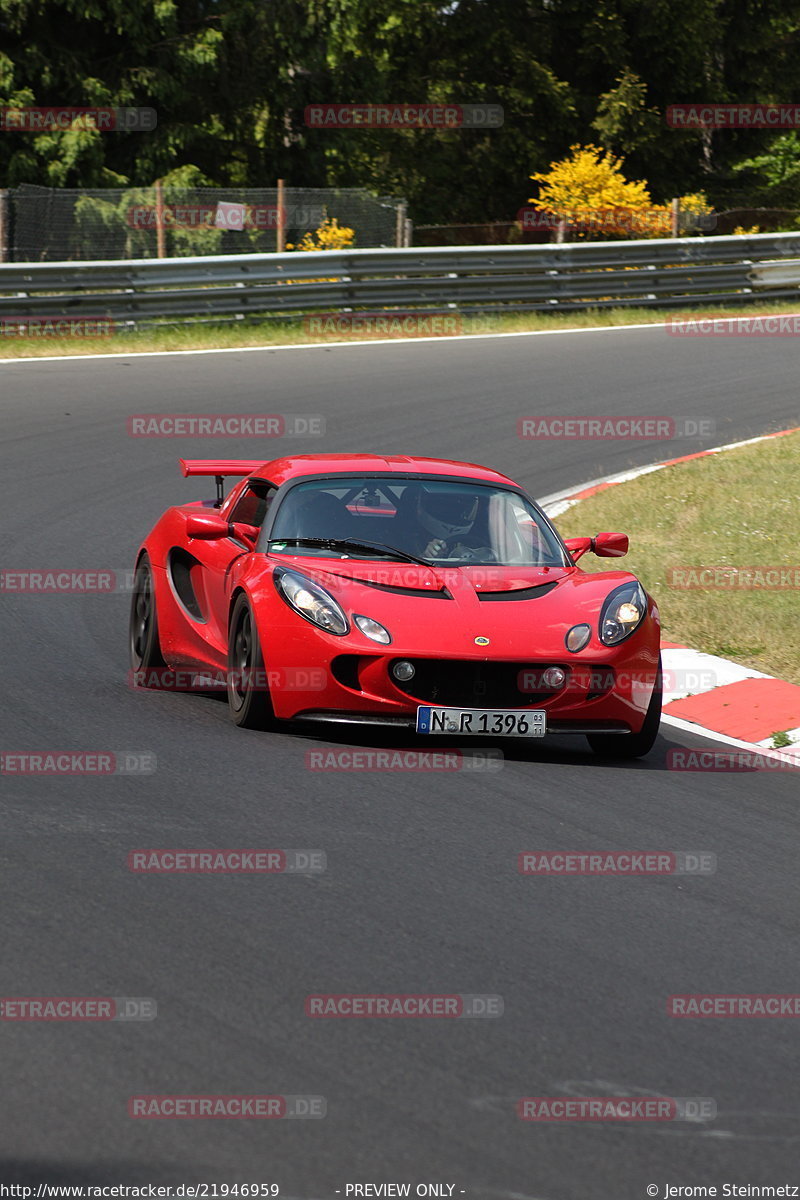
[266,536,432,567]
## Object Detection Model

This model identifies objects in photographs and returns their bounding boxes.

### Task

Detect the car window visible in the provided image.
[229,484,275,528]
[263,477,567,566]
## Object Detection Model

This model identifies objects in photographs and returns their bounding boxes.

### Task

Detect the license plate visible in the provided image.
[416,707,546,737]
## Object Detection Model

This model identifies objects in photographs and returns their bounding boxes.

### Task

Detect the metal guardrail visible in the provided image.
[2,233,800,324]
[748,259,800,287]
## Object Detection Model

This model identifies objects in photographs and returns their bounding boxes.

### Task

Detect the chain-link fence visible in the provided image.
[416,209,800,245]
[0,184,407,261]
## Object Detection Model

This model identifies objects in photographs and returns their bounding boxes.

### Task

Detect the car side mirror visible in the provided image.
[563,536,593,562]
[230,522,260,546]
[564,532,629,561]
[593,531,629,558]
[186,513,231,540]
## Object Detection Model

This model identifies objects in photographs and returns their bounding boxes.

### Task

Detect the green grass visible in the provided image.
[555,430,800,684]
[771,730,795,748]
[4,297,800,358]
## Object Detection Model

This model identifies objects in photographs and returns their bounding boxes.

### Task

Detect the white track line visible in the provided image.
[0,317,692,366]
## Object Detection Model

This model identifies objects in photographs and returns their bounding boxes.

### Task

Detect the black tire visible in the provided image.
[227,593,274,729]
[587,657,662,760]
[129,554,166,675]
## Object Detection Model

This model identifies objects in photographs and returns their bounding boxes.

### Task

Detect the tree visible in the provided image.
[733,132,800,206]
[3,0,800,226]
[290,0,578,224]
[0,0,320,188]
[592,69,661,157]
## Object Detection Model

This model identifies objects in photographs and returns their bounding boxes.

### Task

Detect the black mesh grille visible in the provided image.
[389,660,568,706]
[586,668,615,700]
[477,582,558,602]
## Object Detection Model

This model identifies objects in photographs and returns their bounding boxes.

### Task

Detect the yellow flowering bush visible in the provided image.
[529,145,712,239]
[287,217,356,251]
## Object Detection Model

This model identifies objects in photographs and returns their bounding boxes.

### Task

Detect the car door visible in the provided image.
[186,482,275,656]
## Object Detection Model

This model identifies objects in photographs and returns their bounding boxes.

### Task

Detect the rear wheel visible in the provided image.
[129,554,166,674]
[587,657,662,760]
[227,593,274,729]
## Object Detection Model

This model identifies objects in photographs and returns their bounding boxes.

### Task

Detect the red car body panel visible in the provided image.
[135,454,661,733]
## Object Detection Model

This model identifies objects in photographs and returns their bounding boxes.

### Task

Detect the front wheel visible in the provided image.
[586,657,662,760]
[227,594,274,730]
[129,554,166,673]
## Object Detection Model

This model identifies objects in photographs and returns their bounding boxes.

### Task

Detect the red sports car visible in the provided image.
[130,453,662,758]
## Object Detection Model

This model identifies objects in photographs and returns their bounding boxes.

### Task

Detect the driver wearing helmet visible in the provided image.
[407,485,492,561]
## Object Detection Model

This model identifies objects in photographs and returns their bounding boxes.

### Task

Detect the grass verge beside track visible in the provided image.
[555,429,800,684]
[3,297,800,358]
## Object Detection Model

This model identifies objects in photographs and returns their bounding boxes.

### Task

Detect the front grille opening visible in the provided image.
[389,659,569,707]
[331,655,364,691]
[586,668,615,701]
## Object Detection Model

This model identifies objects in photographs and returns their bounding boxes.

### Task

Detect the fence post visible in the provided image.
[155,179,166,258]
[396,201,408,248]
[404,216,413,247]
[0,189,9,261]
[671,198,680,238]
[276,179,286,252]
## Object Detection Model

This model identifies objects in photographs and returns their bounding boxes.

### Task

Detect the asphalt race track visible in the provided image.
[2,326,799,1198]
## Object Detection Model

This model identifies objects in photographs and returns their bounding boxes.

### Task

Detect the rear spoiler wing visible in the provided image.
[179,459,264,507]
[180,459,263,478]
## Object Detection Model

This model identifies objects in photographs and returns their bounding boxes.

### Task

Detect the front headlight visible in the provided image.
[274,568,349,636]
[599,581,647,646]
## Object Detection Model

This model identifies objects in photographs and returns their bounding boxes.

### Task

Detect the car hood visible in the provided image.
[310,559,568,593]
[263,556,649,657]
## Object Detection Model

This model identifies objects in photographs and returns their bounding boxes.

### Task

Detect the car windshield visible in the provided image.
[261,477,568,567]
